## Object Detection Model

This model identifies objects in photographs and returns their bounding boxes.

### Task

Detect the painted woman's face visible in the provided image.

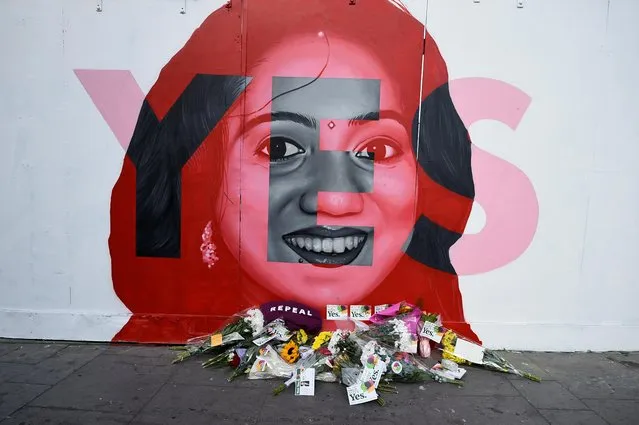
[217,35,417,308]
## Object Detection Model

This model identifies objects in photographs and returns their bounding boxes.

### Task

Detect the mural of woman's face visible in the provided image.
[217,35,417,307]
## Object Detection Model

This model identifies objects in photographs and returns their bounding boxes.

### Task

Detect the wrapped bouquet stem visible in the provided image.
[171,307,264,364]
[418,312,540,383]
[202,349,235,369]
[229,319,293,382]
[481,350,542,382]
[385,353,464,386]
[272,348,335,396]
[440,328,541,382]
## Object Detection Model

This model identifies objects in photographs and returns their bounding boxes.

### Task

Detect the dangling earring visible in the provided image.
[200,221,219,268]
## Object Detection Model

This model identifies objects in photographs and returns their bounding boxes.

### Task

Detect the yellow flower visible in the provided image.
[295,329,308,345]
[311,331,333,350]
[281,340,300,364]
[398,302,414,314]
[442,330,471,365]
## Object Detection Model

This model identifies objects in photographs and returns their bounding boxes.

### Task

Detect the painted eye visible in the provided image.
[354,138,402,162]
[258,136,305,162]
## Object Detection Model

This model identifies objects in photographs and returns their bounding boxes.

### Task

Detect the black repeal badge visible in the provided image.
[260,301,321,333]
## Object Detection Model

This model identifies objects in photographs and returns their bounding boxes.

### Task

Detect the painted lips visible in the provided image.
[282,226,368,266]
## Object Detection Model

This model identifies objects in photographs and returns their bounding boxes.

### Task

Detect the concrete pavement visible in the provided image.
[1,340,638,424]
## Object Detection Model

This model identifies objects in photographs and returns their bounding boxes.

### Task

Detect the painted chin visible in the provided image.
[282,226,368,267]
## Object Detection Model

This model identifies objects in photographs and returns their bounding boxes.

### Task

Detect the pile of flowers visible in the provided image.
[170,301,540,406]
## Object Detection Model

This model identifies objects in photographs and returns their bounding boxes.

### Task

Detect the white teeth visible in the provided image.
[287,235,365,254]
[322,238,333,253]
[333,237,345,253]
[312,238,322,252]
[345,236,354,250]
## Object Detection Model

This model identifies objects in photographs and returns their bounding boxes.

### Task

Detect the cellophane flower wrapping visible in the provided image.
[370,301,421,332]
[228,318,293,382]
[436,323,541,382]
[248,344,295,380]
[384,352,463,386]
[327,330,362,360]
[356,315,419,354]
[271,347,338,395]
[171,306,265,363]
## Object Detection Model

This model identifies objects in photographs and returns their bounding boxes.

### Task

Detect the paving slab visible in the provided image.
[424,365,521,397]
[0,343,67,364]
[539,409,608,425]
[582,399,639,425]
[0,382,50,419]
[131,383,265,425]
[0,406,133,425]
[0,363,33,384]
[605,352,639,370]
[5,344,106,385]
[28,353,170,415]
[169,359,286,389]
[0,345,19,358]
[525,352,639,399]
[511,380,587,410]
[496,351,553,381]
[104,344,177,360]
[416,395,550,425]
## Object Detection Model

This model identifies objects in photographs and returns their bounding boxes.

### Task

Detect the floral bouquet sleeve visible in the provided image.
[419,313,541,382]
[228,318,293,382]
[356,316,419,354]
[383,352,464,386]
[171,307,264,363]
[271,347,336,396]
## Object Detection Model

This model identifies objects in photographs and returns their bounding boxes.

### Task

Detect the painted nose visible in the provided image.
[299,151,368,216]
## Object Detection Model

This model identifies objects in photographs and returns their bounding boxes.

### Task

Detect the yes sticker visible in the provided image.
[326,305,348,320]
[349,305,372,320]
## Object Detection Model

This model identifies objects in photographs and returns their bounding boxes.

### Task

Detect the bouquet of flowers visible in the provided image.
[357,317,418,354]
[311,331,333,350]
[419,314,541,383]
[201,347,237,369]
[171,307,264,363]
[370,301,418,324]
[332,348,395,406]
[228,318,293,382]
[481,349,542,382]
[327,330,362,360]
[272,347,336,396]
[384,352,464,386]
[248,344,295,380]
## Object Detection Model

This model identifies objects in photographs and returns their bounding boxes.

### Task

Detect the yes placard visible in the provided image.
[349,305,372,320]
[326,305,348,320]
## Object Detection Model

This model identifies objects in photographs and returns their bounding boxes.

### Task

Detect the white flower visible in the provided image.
[388,318,414,352]
[244,308,264,336]
[328,330,349,356]
[360,340,390,366]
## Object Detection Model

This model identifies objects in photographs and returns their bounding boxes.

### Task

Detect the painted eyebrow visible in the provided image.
[245,111,318,131]
[243,109,404,131]
[348,110,405,126]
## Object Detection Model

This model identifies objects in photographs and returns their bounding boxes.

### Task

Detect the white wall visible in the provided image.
[1,0,638,350]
